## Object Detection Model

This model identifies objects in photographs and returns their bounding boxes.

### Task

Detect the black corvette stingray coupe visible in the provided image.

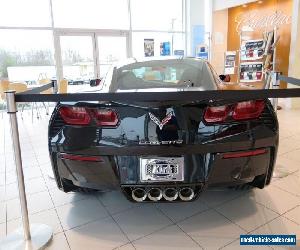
[48,58,278,202]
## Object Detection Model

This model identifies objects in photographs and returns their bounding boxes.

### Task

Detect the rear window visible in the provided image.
[109,59,217,91]
[131,66,186,84]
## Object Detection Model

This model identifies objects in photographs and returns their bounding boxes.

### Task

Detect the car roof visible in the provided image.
[114,57,209,69]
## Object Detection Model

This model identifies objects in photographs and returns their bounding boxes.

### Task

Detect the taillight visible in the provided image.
[59,107,119,127]
[233,100,265,120]
[91,109,119,126]
[204,100,265,123]
[204,105,230,123]
[59,107,91,125]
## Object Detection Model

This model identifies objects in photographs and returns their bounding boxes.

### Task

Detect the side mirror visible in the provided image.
[90,78,102,87]
[219,75,231,82]
[219,75,226,81]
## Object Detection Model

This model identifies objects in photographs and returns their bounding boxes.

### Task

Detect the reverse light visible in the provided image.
[92,109,119,126]
[222,149,267,159]
[59,107,91,125]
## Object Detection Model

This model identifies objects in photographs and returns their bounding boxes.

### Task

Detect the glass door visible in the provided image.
[97,36,128,78]
[56,31,129,92]
[59,35,95,90]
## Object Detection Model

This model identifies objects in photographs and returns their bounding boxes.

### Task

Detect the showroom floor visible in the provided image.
[0,104,300,250]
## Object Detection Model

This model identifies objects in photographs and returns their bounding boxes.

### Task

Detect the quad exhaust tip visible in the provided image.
[179,187,195,201]
[131,187,195,202]
[132,188,147,202]
[163,188,178,201]
[147,188,163,201]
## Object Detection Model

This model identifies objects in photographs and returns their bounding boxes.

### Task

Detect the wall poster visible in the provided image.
[240,39,265,61]
[196,44,208,60]
[160,42,171,56]
[224,51,236,75]
[240,62,263,82]
[144,39,154,57]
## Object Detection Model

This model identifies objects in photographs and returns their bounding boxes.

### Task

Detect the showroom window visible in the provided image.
[0,0,186,84]
[131,0,183,31]
[0,0,52,27]
[132,32,185,58]
[0,30,55,83]
[51,0,130,29]
[97,36,128,77]
[130,0,185,58]
[60,36,95,83]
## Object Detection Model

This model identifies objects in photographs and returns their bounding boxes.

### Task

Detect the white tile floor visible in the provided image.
[0,105,300,250]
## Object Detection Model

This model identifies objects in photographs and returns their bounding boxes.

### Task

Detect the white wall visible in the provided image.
[288,0,300,78]
[186,0,206,55]
[188,0,258,59]
[187,0,212,56]
[211,9,228,74]
[213,0,257,11]
[287,0,300,108]
[189,0,206,27]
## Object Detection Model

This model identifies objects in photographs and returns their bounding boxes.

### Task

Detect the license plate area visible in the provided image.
[140,157,184,182]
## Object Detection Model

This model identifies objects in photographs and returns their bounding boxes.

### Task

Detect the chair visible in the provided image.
[8,82,28,118]
[0,80,10,118]
[59,79,68,94]
[9,82,28,93]
[38,78,52,94]
[9,82,44,120]
[38,78,53,115]
[0,80,10,99]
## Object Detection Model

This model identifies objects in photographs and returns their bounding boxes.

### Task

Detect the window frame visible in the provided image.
[0,0,187,88]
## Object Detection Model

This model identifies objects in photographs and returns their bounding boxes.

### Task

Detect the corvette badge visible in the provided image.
[148,112,173,130]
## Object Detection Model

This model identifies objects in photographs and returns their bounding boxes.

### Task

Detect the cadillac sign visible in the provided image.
[235,10,291,32]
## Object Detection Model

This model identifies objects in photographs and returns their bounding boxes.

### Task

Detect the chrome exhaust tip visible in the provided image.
[132,188,147,202]
[163,188,178,201]
[179,187,194,201]
[147,188,163,201]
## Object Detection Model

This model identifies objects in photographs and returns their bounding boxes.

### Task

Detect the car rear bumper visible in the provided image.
[49,113,278,201]
[50,137,277,191]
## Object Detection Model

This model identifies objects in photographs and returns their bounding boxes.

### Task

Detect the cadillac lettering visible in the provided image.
[235,10,291,32]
